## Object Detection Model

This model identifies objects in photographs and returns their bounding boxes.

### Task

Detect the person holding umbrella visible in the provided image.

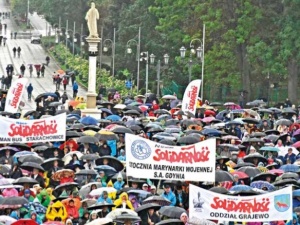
[161,184,176,206]
[31,168,45,188]
[0,149,13,164]
[147,207,161,225]
[97,191,113,204]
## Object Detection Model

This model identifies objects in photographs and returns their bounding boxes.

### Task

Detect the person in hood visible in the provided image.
[37,189,51,208]
[46,187,56,201]
[97,191,113,204]
[66,219,73,225]
[180,212,189,225]
[113,192,134,210]
[24,189,35,202]
[9,211,19,220]
[79,210,90,225]
[286,213,299,225]
[30,211,42,225]
[2,187,18,197]
[107,180,116,200]
[66,199,80,221]
[129,194,140,210]
[113,173,125,191]
[161,185,176,206]
[46,200,68,222]
[86,210,98,223]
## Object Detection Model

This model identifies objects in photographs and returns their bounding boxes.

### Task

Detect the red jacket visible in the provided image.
[66,205,79,219]
[63,78,68,85]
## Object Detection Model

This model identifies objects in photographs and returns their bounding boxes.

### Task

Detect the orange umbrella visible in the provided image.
[57,69,65,75]
[52,169,75,181]
[68,100,81,108]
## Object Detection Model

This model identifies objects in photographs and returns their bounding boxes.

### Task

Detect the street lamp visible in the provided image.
[66,29,75,55]
[150,53,169,97]
[102,28,116,77]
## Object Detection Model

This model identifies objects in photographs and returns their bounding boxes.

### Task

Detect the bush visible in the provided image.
[49,44,139,97]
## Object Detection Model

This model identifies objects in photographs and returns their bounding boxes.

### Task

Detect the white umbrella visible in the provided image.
[63,151,83,165]
[278,146,299,157]
[81,199,97,207]
[0,215,17,225]
[113,104,126,110]
[106,209,138,220]
[89,187,117,197]
[162,95,177,100]
[86,218,112,225]
[188,217,216,225]
[79,182,103,198]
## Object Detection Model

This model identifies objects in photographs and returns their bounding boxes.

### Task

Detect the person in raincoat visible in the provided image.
[46,187,56,201]
[106,180,117,200]
[2,187,18,197]
[113,192,134,210]
[37,189,51,208]
[86,210,98,223]
[29,211,43,225]
[285,213,299,225]
[97,191,113,204]
[65,199,80,222]
[96,171,107,187]
[113,172,125,191]
[24,189,35,202]
[46,200,68,222]
[79,210,90,225]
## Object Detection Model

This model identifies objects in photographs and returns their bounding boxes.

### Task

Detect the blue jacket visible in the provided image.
[97,195,113,204]
[27,84,33,93]
[161,191,176,206]
[73,82,78,91]
[113,180,124,191]
[285,213,299,225]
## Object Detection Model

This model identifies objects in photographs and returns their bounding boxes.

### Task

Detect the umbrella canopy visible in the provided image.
[281,172,299,180]
[43,147,64,159]
[13,177,38,185]
[230,171,249,179]
[20,162,44,172]
[177,136,199,145]
[135,203,161,213]
[100,108,113,115]
[0,146,19,156]
[95,156,124,172]
[54,182,79,192]
[229,185,253,192]
[52,169,75,181]
[158,206,186,219]
[112,126,134,134]
[142,196,171,206]
[79,182,103,198]
[209,187,228,194]
[81,154,100,161]
[215,170,234,182]
[12,220,38,225]
[19,155,44,164]
[280,164,299,172]
[106,115,122,122]
[81,199,97,207]
[237,166,261,177]
[114,214,141,223]
[243,153,267,165]
[259,146,280,152]
[233,163,255,169]
[276,119,292,126]
[78,135,99,143]
[0,215,17,225]
[9,143,31,151]
[156,220,184,225]
[96,130,119,141]
[2,196,29,205]
[35,93,58,102]
[94,165,117,177]
[250,181,276,191]
[79,116,99,125]
[162,95,177,100]
[251,172,277,182]
[75,169,98,176]
[86,218,113,225]
[89,187,117,197]
[0,165,10,175]
[23,201,47,215]
[88,202,115,210]
[41,158,64,171]
[66,131,81,139]
[106,209,138,220]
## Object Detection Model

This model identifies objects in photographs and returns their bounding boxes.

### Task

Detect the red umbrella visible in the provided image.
[230,171,249,179]
[292,141,300,148]
[139,105,148,112]
[12,219,39,225]
[34,64,41,71]
[42,222,64,225]
[59,139,79,150]
[204,110,216,116]
[268,169,284,176]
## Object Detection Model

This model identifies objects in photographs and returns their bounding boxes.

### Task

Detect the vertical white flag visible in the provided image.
[181,79,201,115]
[5,78,28,113]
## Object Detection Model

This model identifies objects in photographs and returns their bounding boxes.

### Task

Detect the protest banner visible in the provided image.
[125,133,216,182]
[0,113,66,143]
[181,79,201,115]
[189,184,293,222]
[5,78,28,113]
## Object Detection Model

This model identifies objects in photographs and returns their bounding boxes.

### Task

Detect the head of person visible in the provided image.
[150,185,156,194]
[164,184,171,193]
[180,212,189,224]
[33,168,39,175]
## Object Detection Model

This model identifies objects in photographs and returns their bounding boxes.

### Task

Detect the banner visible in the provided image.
[181,79,201,115]
[0,113,67,143]
[189,184,293,222]
[5,78,28,113]
[125,134,216,182]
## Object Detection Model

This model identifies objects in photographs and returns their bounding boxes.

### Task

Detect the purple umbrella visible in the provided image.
[293,129,300,137]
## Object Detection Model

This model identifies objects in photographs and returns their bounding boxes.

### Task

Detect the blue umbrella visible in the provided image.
[216,110,228,120]
[201,128,221,136]
[79,116,98,125]
[23,201,47,214]
[280,164,299,173]
[67,114,81,120]
[14,151,37,158]
[94,165,117,177]
[124,99,135,105]
[259,146,280,152]
[101,108,113,115]
[106,115,121,122]
[229,185,253,192]
[157,115,172,122]
[250,181,276,191]
[128,189,150,198]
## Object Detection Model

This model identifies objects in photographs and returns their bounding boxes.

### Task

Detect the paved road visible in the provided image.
[29,12,55,37]
[0,0,87,112]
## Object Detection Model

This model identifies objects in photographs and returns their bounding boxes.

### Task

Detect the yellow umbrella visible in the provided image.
[83,130,97,136]
[75,103,86,109]
[98,129,115,135]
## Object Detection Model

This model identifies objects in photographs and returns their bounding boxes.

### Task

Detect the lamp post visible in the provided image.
[140,52,149,94]
[65,20,69,47]
[180,25,205,100]
[102,28,116,77]
[66,29,75,55]
[27,0,30,27]
[149,53,169,98]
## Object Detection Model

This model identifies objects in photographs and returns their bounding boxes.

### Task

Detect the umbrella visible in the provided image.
[247,138,265,143]
[19,155,44,164]
[2,196,29,205]
[81,199,97,207]
[96,130,119,141]
[54,182,79,192]
[33,145,48,152]
[234,162,255,169]
[0,165,10,175]
[83,125,101,132]
[242,118,260,124]
[114,104,126,109]
[100,108,113,115]
[273,179,299,187]
[0,215,16,225]
[35,93,58,102]
[79,182,103,198]
[13,177,38,185]
[49,102,62,107]
[52,169,75,181]
[215,170,234,182]
[23,202,47,214]
[152,132,176,141]
[281,172,299,180]
[177,136,199,145]
[106,209,138,220]
[158,206,186,219]
[20,162,44,172]
[95,156,124,172]
[11,220,38,225]
[128,189,150,198]
[88,202,115,210]
[280,164,299,172]
[79,116,99,125]
[56,109,70,115]
[9,143,31,151]
[162,95,177,100]
[83,130,97,136]
[78,136,99,143]
[156,220,184,225]
[135,203,161,213]
[124,110,141,115]
[112,126,134,134]
[43,147,64,159]
[159,139,176,146]
[75,169,98,176]
[0,147,19,157]
[114,214,141,223]
[250,132,266,138]
[250,181,276,191]
[243,153,267,165]
[66,131,81,139]
[230,171,249,179]
[89,187,117,197]
[81,154,100,161]
[201,128,221,136]
[251,172,277,182]
[86,218,113,225]
[129,125,142,131]
[229,185,252,192]
[94,165,117,177]
[142,196,171,206]
[268,169,284,176]
[237,166,261,177]
[259,146,280,152]
[209,187,228,194]
[106,115,121,122]
[276,119,292,126]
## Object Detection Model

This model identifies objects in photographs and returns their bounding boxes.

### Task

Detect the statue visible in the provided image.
[85,2,99,38]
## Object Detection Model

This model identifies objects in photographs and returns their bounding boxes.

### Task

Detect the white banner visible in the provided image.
[125,134,215,182]
[5,78,28,113]
[0,113,67,143]
[189,184,293,222]
[181,79,201,115]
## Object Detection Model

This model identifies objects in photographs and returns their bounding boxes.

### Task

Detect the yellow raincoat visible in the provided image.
[113,192,134,210]
[46,200,68,222]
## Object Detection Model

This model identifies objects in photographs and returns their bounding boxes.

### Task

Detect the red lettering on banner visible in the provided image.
[153,145,210,164]
[10,83,23,108]
[8,120,58,137]
[210,197,270,213]
[187,85,198,111]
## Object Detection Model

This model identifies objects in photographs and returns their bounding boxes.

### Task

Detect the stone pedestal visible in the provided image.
[81,37,102,119]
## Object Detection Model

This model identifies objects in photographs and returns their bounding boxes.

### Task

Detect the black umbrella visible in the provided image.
[124,105,142,113]
[258,109,273,114]
[234,163,255,169]
[153,109,171,115]
[215,170,234,182]
[75,169,98,176]
[49,102,62,107]
[112,126,134,134]
[69,123,85,131]
[24,110,38,117]
[78,135,99,143]
[13,177,38,185]
[148,127,164,133]
[83,125,101,132]
[264,130,280,135]
[264,134,279,143]
[251,172,277,182]
[209,186,228,194]
[34,145,48,152]
[247,138,265,143]
[118,187,135,194]
[128,178,146,184]
[0,146,19,156]
[88,202,115,210]
[95,156,124,172]
[242,118,260,124]
[135,203,161,213]
[2,196,29,205]
[129,125,142,131]
[143,196,171,206]
[250,132,266,138]
[156,220,184,225]
[114,214,141,223]
[0,111,13,116]
[124,110,141,115]
[19,155,44,164]
[8,143,31,151]
[158,139,176,146]
[20,162,44,172]
[54,182,79,192]
[276,119,292,126]
[237,166,261,177]
[56,109,70,115]
[228,190,262,196]
[41,158,64,171]
[0,165,10,175]
[177,136,199,145]
[81,154,100,161]
[158,206,186,219]
[273,179,299,187]
[95,133,119,141]
[243,153,267,165]
[95,165,118,177]
[43,147,64,159]
[281,172,299,180]
[66,131,82,139]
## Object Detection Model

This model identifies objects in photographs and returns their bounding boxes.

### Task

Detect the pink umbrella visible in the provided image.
[292,141,300,148]
[202,117,215,123]
[2,188,18,197]
[139,105,148,112]
[268,169,284,176]
[105,124,118,131]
